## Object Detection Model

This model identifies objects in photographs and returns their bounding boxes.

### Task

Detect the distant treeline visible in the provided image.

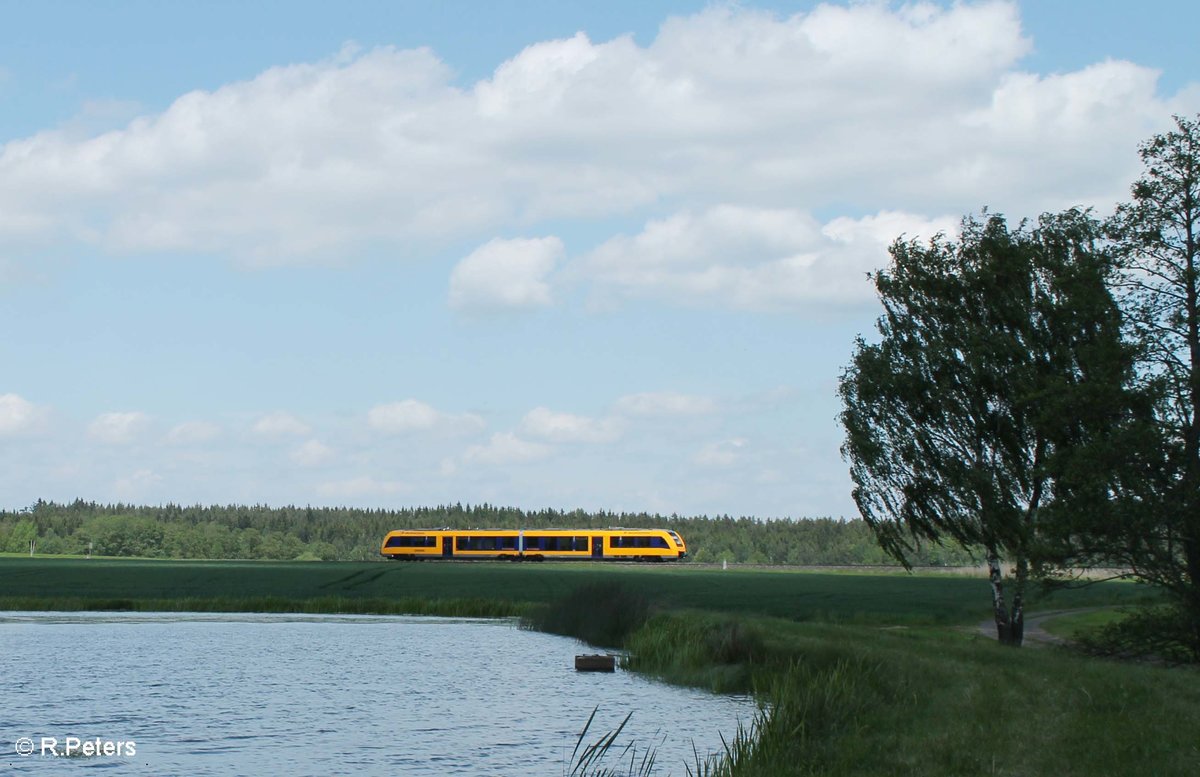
[0,499,978,566]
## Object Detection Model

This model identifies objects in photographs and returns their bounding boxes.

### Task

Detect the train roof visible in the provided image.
[384,527,672,533]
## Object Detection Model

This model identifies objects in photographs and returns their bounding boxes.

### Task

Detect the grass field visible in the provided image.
[0,556,1156,623]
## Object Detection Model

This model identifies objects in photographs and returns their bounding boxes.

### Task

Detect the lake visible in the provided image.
[0,612,756,775]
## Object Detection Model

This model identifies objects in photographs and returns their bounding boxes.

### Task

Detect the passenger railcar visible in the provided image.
[380,527,687,561]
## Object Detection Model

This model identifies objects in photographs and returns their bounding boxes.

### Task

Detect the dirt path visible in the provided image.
[976,607,1111,645]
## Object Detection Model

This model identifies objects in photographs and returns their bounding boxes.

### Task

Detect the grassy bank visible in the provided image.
[626,614,1200,776]
[524,581,1197,776]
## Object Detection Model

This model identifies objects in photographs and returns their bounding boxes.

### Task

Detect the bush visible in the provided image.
[1075,604,1200,664]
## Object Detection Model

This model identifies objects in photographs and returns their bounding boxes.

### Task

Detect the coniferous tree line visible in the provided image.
[0,498,978,566]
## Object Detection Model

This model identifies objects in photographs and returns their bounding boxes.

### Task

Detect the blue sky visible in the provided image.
[2,1,1198,517]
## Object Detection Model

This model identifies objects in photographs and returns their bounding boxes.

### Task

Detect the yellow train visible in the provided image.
[380,527,687,562]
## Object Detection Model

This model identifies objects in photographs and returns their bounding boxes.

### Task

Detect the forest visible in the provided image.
[0,499,977,566]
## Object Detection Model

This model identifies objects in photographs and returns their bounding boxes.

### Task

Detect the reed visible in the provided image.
[521,581,653,648]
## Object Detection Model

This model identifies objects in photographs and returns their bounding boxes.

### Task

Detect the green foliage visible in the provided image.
[1075,604,1200,665]
[1091,113,1200,657]
[0,499,980,566]
[840,210,1131,562]
[839,208,1139,644]
[2,518,36,553]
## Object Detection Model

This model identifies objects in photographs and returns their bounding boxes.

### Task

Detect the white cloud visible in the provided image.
[0,3,1189,268]
[692,438,748,468]
[165,420,222,445]
[0,393,41,436]
[449,236,563,311]
[88,411,150,444]
[580,206,958,309]
[367,399,484,435]
[615,391,717,417]
[463,432,552,465]
[518,406,621,443]
[316,475,408,498]
[252,411,311,438]
[113,468,163,500]
[291,439,334,467]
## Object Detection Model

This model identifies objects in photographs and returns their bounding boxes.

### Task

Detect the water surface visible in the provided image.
[1,612,754,775]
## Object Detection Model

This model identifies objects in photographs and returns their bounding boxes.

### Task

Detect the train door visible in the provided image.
[443,536,454,558]
[592,536,604,558]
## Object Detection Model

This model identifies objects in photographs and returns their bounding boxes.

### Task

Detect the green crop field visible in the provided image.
[0,556,1153,624]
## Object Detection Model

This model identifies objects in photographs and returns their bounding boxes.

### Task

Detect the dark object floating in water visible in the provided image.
[575,654,616,672]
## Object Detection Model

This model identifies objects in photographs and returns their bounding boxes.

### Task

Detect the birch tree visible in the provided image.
[839,211,1135,645]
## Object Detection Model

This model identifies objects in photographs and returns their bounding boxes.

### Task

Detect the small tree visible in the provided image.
[839,210,1136,645]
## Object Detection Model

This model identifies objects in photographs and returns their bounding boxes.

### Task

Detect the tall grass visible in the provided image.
[566,706,665,777]
[624,613,768,693]
[521,581,653,648]
[626,614,1200,776]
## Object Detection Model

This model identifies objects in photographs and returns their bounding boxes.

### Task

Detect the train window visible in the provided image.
[574,536,588,550]
[525,536,543,550]
[501,536,517,550]
[386,535,437,548]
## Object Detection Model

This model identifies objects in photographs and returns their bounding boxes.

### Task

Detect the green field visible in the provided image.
[0,556,1153,623]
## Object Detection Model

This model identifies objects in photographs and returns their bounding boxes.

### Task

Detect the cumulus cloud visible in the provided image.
[367,399,485,435]
[251,411,311,438]
[579,206,958,309]
[113,468,163,500]
[692,438,748,468]
[291,439,334,467]
[316,475,408,498]
[0,393,42,436]
[615,391,718,417]
[463,432,552,465]
[88,411,150,444]
[449,236,563,311]
[0,2,1189,269]
[518,406,621,443]
[165,420,222,445]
